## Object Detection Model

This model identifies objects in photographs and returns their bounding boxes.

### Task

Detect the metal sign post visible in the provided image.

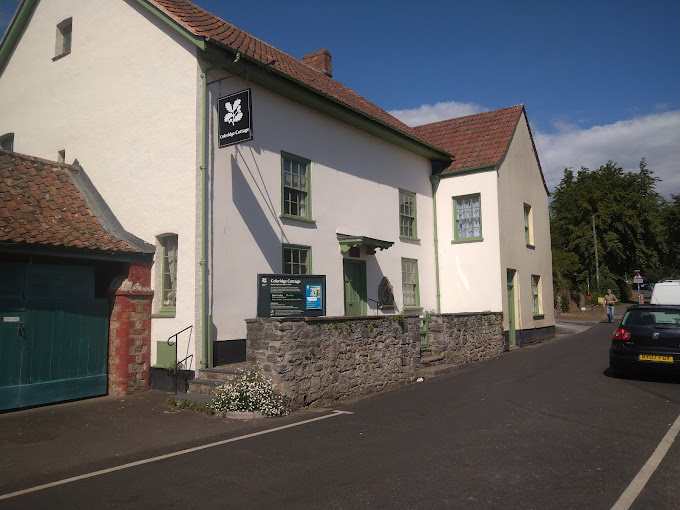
[633,270,643,304]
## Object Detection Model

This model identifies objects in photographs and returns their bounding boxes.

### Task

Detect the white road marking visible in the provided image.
[0,410,354,501]
[610,410,680,510]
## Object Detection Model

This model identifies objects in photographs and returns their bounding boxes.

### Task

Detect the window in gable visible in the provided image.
[524,203,534,247]
[55,18,72,59]
[453,193,482,242]
[0,133,14,151]
[283,244,311,275]
[281,152,312,222]
[58,150,65,163]
[399,189,417,239]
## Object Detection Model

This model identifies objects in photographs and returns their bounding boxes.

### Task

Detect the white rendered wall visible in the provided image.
[497,113,554,331]
[208,77,437,341]
[0,0,203,364]
[436,171,503,313]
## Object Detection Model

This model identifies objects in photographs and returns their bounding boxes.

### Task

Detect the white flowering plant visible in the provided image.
[210,370,289,417]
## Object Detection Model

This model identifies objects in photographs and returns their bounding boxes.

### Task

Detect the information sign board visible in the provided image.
[257,274,326,318]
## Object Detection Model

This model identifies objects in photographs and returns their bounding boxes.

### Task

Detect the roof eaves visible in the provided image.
[0,0,38,75]
[204,39,452,163]
[134,0,206,50]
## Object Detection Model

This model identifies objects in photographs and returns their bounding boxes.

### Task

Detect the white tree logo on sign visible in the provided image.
[223,98,243,125]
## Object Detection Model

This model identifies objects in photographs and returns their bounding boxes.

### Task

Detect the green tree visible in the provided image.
[659,194,680,277]
[550,159,666,296]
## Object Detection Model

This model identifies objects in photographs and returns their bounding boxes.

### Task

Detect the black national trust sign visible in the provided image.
[218,89,253,148]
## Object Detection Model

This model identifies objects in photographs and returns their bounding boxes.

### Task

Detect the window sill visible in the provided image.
[451,237,483,244]
[52,51,71,62]
[526,244,535,250]
[152,310,176,319]
[403,306,423,311]
[279,214,316,224]
[533,314,545,320]
[399,236,420,242]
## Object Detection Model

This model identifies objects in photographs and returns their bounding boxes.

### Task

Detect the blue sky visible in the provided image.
[2,0,679,196]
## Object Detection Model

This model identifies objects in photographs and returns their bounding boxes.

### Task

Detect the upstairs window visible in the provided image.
[453,193,482,242]
[55,18,72,59]
[399,189,417,239]
[524,203,534,247]
[281,152,312,221]
[283,244,311,274]
[0,133,14,151]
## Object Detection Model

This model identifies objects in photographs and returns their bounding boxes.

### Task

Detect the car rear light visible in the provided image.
[613,328,631,341]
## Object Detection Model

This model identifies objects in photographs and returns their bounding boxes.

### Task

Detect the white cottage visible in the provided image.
[0,0,553,406]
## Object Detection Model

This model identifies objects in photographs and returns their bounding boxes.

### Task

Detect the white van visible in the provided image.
[650,280,680,305]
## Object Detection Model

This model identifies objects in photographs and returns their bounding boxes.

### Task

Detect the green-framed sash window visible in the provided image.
[524,203,534,247]
[283,244,311,274]
[399,189,417,239]
[281,152,312,221]
[160,235,178,312]
[453,193,482,242]
[532,274,542,316]
[401,258,420,308]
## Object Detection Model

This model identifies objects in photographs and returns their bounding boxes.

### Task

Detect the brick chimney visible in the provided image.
[302,49,332,78]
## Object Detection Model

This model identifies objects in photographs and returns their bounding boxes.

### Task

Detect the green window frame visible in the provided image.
[280,151,313,222]
[524,203,534,247]
[282,244,311,274]
[160,235,178,312]
[532,274,542,316]
[399,189,417,239]
[453,193,482,242]
[401,258,420,308]
[55,18,72,57]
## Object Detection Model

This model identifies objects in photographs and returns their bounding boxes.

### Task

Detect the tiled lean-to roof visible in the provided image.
[0,150,150,254]
[413,105,526,173]
[148,0,439,149]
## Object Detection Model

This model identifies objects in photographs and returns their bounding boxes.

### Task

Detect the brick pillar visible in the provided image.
[108,261,153,396]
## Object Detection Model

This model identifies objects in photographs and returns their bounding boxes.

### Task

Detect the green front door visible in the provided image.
[343,260,367,316]
[0,263,110,411]
[507,269,516,348]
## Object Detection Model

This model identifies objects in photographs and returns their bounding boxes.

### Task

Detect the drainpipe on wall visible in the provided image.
[200,61,234,369]
[431,175,442,313]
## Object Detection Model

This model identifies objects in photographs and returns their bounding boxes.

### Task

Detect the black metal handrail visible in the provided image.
[167,325,193,394]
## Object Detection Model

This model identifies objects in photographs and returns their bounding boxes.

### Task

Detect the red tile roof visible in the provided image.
[0,150,141,253]
[149,0,432,145]
[413,105,525,174]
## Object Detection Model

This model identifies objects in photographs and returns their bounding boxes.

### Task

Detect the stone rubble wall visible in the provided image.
[246,316,420,409]
[427,312,504,365]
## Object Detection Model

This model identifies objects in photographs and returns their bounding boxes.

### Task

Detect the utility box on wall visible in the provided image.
[257,274,326,318]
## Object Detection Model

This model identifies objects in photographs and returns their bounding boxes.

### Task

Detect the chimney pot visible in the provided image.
[302,49,332,78]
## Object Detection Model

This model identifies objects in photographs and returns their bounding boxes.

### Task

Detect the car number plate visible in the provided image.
[639,354,674,363]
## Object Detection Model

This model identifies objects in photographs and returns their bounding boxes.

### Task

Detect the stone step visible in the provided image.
[187,378,223,395]
[420,354,445,365]
[416,363,458,379]
[173,391,213,405]
[197,361,255,382]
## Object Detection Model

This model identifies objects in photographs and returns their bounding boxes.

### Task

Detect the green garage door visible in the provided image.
[0,263,109,411]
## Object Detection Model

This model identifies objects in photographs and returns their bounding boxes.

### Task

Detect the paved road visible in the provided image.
[1,323,678,509]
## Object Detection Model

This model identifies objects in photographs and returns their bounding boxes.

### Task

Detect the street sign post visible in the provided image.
[633,271,643,303]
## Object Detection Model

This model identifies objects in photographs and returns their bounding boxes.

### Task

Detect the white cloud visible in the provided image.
[534,111,680,199]
[389,101,487,127]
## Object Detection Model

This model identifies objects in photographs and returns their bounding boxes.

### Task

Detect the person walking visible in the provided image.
[604,289,619,323]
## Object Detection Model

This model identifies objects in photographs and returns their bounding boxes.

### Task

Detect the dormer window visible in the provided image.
[55,18,72,59]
